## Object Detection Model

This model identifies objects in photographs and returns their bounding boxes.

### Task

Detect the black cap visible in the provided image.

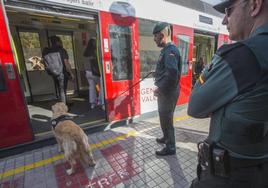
[153,22,169,34]
[213,0,234,13]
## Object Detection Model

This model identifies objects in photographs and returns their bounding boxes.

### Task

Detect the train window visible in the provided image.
[109,25,133,81]
[0,64,6,91]
[19,31,43,71]
[139,19,160,78]
[177,35,190,75]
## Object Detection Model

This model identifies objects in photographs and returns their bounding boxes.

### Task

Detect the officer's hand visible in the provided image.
[154,87,160,97]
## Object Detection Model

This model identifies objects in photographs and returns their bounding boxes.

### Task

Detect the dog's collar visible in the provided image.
[51,115,73,129]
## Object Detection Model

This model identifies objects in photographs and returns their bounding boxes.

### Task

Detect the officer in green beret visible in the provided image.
[153,22,182,156]
[188,0,268,187]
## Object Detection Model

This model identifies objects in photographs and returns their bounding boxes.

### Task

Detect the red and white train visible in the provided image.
[0,0,229,149]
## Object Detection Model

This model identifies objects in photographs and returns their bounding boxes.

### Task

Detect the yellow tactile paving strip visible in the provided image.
[0,115,191,180]
[175,115,190,122]
[0,131,137,180]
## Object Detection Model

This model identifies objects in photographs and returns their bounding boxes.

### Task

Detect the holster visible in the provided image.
[197,141,230,178]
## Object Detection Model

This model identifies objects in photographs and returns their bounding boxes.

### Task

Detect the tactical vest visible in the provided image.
[209,26,268,159]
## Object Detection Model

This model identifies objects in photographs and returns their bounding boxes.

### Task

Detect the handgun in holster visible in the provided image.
[197,141,230,178]
[197,141,214,175]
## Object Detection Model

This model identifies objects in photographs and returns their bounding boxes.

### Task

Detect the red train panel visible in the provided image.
[0,1,33,148]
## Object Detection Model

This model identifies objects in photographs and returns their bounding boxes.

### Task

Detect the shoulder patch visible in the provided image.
[216,42,244,57]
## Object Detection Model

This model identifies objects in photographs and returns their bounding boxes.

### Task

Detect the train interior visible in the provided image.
[192,32,216,85]
[5,8,106,137]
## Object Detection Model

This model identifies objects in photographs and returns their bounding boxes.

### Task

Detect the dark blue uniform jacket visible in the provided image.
[154,43,181,94]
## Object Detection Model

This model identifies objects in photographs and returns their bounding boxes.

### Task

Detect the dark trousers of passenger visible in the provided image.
[157,90,179,150]
[53,73,68,104]
[190,162,268,188]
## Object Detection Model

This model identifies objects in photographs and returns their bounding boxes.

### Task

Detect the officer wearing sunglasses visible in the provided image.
[188,0,268,187]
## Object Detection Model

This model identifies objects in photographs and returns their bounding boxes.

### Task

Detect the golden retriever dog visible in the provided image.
[51,102,95,175]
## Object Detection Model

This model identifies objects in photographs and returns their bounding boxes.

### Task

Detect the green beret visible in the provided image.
[152,22,169,34]
[213,0,234,13]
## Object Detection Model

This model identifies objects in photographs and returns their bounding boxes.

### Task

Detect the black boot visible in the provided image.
[155,147,176,156]
[156,137,167,144]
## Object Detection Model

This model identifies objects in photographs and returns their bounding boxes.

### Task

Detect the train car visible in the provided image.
[0,0,229,149]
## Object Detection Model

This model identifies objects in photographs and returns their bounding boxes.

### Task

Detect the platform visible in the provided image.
[0,108,209,188]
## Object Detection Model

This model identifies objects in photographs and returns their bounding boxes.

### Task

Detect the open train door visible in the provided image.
[0,0,33,148]
[100,9,140,121]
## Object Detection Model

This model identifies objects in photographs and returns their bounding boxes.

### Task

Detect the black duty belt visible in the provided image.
[230,156,268,169]
[51,115,73,129]
[197,141,268,178]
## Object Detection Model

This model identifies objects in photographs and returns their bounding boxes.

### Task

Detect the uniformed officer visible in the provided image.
[153,22,182,156]
[188,0,268,187]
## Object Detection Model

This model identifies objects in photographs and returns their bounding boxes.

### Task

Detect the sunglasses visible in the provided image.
[224,0,247,17]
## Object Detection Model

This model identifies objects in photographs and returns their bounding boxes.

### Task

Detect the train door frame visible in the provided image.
[4,2,107,136]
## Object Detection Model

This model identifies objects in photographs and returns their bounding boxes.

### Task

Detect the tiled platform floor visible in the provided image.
[0,108,209,188]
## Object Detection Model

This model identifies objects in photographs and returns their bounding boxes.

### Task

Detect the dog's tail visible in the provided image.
[62,136,77,160]
[80,133,95,165]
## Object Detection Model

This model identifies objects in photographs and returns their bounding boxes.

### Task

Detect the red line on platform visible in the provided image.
[0,176,24,188]
[54,144,140,188]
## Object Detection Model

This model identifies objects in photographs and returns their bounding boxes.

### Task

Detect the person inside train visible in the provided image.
[83,38,103,110]
[42,36,74,104]
[195,57,205,77]
[193,57,205,85]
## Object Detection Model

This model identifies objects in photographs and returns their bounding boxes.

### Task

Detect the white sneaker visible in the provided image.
[90,104,96,109]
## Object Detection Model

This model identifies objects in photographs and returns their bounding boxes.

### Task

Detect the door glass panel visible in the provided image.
[19,31,54,98]
[109,25,132,81]
[19,31,43,71]
[177,35,190,75]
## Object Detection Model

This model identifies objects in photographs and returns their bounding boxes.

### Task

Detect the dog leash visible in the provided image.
[74,71,155,118]
[109,71,155,102]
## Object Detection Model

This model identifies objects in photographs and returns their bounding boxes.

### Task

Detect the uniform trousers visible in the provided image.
[190,161,268,188]
[157,89,179,150]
